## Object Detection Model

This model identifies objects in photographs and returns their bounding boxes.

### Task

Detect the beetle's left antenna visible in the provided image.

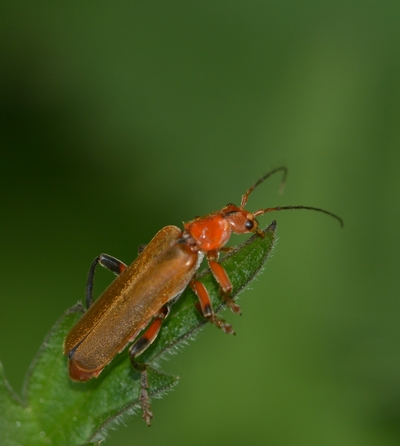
[241,166,288,208]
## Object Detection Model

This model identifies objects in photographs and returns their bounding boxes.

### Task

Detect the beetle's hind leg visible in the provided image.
[129,306,170,426]
[129,360,153,426]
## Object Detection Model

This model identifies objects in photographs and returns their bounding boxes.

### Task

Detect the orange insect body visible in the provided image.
[64,167,343,425]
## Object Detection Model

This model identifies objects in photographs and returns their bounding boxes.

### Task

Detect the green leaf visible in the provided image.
[0,222,276,445]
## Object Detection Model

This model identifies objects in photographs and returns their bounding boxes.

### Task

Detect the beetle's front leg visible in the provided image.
[208,259,242,315]
[129,305,170,426]
[86,254,127,308]
[191,279,235,335]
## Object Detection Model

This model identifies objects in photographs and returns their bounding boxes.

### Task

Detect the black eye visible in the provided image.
[245,220,254,230]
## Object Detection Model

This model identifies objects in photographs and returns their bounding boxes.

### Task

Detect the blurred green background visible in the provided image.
[1,1,400,445]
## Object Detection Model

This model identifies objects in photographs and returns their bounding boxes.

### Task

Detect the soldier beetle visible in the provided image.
[63,167,343,425]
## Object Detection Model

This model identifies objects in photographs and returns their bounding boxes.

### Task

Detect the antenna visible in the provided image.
[241,167,343,227]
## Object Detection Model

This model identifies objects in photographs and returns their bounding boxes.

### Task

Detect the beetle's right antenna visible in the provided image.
[241,166,288,208]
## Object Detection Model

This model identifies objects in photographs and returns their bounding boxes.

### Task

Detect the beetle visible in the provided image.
[63,166,343,425]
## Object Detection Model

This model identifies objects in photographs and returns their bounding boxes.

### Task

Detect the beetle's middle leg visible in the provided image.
[86,254,127,308]
[129,305,170,426]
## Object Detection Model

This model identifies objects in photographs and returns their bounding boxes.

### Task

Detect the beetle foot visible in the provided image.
[142,400,153,427]
[223,297,242,315]
[210,314,236,336]
[140,370,153,426]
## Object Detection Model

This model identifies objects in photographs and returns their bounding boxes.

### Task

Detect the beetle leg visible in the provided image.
[137,244,147,254]
[129,305,170,426]
[208,260,242,315]
[219,246,234,253]
[190,280,236,335]
[86,254,127,308]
